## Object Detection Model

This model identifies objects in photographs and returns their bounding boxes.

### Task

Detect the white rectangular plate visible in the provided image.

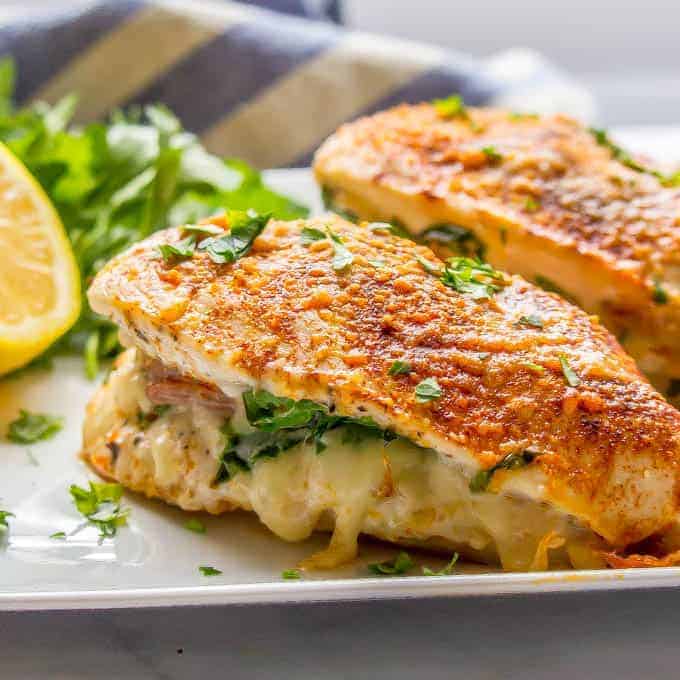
[2,164,680,611]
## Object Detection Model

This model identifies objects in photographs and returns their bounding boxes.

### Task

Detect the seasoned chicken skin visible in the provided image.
[84,215,680,570]
[314,104,680,391]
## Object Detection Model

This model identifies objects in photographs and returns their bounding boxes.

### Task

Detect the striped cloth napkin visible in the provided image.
[0,0,594,168]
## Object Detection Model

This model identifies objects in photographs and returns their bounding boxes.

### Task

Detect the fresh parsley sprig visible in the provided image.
[590,127,680,187]
[197,210,271,264]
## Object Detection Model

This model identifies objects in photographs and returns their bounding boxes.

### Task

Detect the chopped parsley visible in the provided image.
[469,450,539,492]
[214,391,395,484]
[281,569,302,580]
[559,354,581,387]
[69,482,129,539]
[524,196,541,212]
[299,225,353,270]
[652,281,669,305]
[327,229,354,271]
[481,146,503,163]
[0,510,14,531]
[300,226,326,244]
[368,551,414,576]
[440,257,506,300]
[523,362,545,374]
[421,224,486,259]
[422,553,459,576]
[157,235,196,263]
[589,127,680,186]
[197,210,270,264]
[184,518,206,534]
[389,360,412,376]
[49,531,67,540]
[517,314,544,329]
[198,566,222,576]
[415,377,442,403]
[6,410,63,444]
[432,94,467,120]
[590,128,647,172]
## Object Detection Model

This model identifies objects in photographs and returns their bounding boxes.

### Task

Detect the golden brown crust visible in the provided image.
[88,215,680,547]
[313,104,680,383]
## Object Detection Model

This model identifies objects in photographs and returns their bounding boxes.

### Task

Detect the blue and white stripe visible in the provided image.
[0,0,594,167]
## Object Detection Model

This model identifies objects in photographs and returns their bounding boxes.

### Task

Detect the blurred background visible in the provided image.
[3,0,678,125]
[342,0,680,126]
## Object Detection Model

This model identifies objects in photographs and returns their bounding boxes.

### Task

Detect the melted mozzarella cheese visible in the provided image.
[82,349,604,571]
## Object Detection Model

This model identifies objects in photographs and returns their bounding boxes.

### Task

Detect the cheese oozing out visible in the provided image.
[82,348,605,571]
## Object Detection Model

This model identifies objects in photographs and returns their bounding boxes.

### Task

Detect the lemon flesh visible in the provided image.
[0,142,80,375]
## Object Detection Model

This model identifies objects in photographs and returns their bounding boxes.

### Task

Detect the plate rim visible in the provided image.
[3,567,680,611]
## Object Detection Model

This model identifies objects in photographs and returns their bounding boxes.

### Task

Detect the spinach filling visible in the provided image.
[469,450,539,492]
[214,390,396,483]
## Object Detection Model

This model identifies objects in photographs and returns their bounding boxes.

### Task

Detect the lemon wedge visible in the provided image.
[0,142,80,375]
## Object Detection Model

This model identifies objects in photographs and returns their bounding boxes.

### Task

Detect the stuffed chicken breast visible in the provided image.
[314,103,680,395]
[83,212,680,571]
